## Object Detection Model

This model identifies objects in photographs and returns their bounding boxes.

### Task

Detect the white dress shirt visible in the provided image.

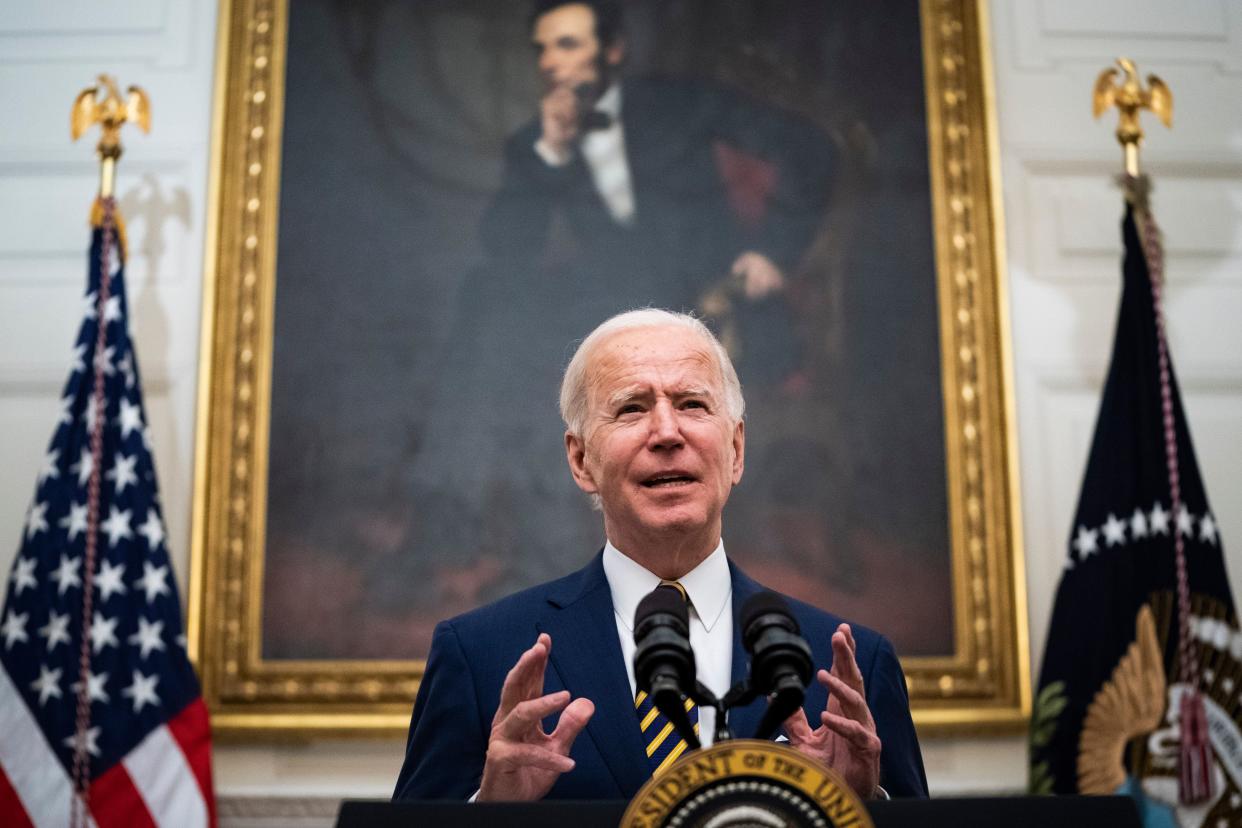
[533,83,636,224]
[602,540,734,746]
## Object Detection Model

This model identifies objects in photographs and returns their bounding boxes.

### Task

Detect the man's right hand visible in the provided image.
[539,86,581,162]
[477,633,595,801]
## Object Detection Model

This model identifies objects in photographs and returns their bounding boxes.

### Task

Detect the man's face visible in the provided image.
[566,326,745,553]
[532,3,623,95]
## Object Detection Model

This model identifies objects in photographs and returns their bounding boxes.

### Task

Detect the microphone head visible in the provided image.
[740,591,800,646]
[635,583,689,633]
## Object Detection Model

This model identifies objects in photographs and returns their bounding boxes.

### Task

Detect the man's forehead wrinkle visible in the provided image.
[587,339,721,403]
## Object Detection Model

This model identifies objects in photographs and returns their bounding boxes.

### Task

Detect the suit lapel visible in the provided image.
[727,562,765,741]
[538,555,650,798]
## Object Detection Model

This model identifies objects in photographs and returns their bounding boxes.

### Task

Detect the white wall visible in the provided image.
[1,0,1240,817]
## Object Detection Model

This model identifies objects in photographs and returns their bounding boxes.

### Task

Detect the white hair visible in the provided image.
[559,308,745,438]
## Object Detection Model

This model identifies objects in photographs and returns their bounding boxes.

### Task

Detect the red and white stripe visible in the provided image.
[0,666,215,827]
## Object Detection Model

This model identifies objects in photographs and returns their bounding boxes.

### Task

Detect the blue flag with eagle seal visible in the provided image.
[1029,182,1239,826]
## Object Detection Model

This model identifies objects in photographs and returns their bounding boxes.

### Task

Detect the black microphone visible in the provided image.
[740,591,813,741]
[633,585,701,750]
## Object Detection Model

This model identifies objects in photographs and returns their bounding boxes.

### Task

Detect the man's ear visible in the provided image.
[731,420,745,485]
[566,431,599,494]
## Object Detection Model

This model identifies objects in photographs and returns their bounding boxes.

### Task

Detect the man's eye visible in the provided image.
[617,404,643,415]
[682,400,707,410]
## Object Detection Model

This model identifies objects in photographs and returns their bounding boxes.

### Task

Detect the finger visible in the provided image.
[832,624,856,664]
[489,740,576,775]
[820,711,882,754]
[496,637,551,718]
[830,629,865,690]
[841,623,857,653]
[820,671,875,726]
[549,697,595,751]
[501,690,573,738]
[520,633,552,698]
[782,706,814,742]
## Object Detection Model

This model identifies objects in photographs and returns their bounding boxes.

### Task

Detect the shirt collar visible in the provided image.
[602,539,731,634]
[595,82,622,120]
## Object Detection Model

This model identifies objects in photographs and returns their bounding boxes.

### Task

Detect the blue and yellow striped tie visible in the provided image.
[635,578,698,776]
[635,688,698,776]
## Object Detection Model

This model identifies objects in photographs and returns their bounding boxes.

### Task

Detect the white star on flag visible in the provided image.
[9,557,37,596]
[1149,502,1170,535]
[106,452,138,493]
[24,501,48,540]
[1130,507,1148,539]
[51,554,82,596]
[103,294,122,322]
[81,291,98,321]
[118,397,143,438]
[30,664,63,706]
[136,561,171,604]
[1073,526,1099,558]
[72,447,94,487]
[59,501,88,541]
[117,351,135,388]
[1176,505,1195,537]
[128,616,166,659]
[58,394,73,425]
[38,609,72,652]
[37,449,60,484]
[138,510,165,550]
[1200,514,1219,545]
[121,669,160,713]
[101,505,133,547]
[95,558,127,601]
[89,611,120,654]
[2,610,29,649]
[93,344,116,377]
[1102,514,1127,547]
[62,726,102,758]
[71,671,111,705]
[70,343,87,374]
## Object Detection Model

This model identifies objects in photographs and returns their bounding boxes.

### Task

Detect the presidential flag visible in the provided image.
[1029,178,1240,826]
[0,199,215,826]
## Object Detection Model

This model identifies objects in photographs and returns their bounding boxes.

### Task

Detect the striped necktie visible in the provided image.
[634,580,699,776]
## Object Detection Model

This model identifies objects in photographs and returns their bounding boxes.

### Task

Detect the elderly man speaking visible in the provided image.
[392,309,927,802]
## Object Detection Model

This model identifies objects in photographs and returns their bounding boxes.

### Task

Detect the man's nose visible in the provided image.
[647,403,683,449]
[539,50,558,76]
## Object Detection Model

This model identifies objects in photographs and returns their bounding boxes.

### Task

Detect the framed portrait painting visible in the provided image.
[192,0,1027,736]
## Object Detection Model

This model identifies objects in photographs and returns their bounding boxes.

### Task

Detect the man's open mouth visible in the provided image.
[641,474,696,488]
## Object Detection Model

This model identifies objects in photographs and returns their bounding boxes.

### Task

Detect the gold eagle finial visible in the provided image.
[71,75,151,198]
[1093,58,1172,177]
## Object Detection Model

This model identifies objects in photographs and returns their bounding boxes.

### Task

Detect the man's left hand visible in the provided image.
[782,623,882,798]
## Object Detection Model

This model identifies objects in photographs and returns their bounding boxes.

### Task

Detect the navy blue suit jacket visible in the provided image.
[393,554,928,800]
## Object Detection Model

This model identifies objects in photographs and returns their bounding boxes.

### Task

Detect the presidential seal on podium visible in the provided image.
[621,740,873,828]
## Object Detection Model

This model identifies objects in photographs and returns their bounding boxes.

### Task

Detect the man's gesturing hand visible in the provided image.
[477,633,595,802]
[782,624,882,798]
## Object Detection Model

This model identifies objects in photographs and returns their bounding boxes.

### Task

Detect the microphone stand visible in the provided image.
[689,681,731,745]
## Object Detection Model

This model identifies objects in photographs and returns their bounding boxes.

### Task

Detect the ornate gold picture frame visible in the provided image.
[191,0,1028,737]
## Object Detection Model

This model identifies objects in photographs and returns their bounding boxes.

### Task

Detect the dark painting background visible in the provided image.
[263,0,950,660]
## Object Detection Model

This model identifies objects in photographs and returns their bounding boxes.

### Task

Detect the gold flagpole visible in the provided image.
[70,74,151,199]
[1092,57,1172,177]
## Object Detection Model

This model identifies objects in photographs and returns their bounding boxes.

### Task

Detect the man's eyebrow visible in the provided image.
[604,386,648,410]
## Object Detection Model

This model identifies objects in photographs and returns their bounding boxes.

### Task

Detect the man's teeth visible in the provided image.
[645,476,693,487]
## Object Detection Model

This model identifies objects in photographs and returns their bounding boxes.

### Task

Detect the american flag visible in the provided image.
[0,201,215,826]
